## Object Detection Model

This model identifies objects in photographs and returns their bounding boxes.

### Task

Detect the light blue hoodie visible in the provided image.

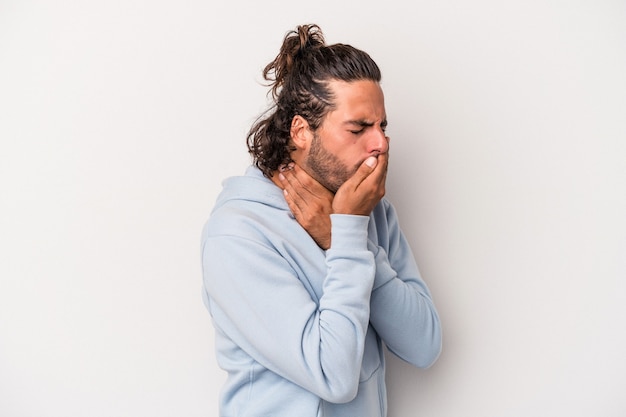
[201,166,441,417]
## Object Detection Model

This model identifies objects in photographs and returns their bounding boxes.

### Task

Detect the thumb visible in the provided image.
[364,156,378,169]
[344,156,378,190]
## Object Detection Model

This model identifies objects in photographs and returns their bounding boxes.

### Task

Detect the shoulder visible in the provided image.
[203,199,292,243]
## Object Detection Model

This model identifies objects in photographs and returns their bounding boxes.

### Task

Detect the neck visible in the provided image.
[270,170,283,189]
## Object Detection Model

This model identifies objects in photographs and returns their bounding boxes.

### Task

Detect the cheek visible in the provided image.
[321,132,365,166]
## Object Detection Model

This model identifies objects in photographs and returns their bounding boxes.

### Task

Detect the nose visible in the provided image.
[368,129,389,155]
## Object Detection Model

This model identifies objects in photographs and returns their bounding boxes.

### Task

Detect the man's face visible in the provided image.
[301,79,389,193]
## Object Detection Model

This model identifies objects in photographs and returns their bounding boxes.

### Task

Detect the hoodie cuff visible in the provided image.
[329,214,370,251]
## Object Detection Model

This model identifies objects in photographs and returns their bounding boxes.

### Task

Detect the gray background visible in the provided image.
[1,0,625,416]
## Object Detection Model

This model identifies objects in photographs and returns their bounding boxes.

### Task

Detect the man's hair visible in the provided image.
[247,24,382,178]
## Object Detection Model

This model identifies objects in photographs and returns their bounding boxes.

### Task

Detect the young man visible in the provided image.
[201,24,442,417]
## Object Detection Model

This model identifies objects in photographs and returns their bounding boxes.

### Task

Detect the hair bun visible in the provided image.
[263,24,326,99]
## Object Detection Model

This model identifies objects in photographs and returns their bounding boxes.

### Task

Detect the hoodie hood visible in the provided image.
[212,166,289,213]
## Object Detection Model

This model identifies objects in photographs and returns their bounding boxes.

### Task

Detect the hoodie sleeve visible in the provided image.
[202,213,375,404]
[366,201,442,368]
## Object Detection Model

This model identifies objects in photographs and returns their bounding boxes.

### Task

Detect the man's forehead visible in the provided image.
[326,80,386,120]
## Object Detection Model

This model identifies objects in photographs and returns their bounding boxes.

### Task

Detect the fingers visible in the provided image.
[343,152,388,192]
[280,164,333,202]
[278,167,305,216]
[362,152,387,195]
[332,152,388,216]
[278,164,334,216]
[374,151,389,187]
[340,156,377,191]
[277,163,333,249]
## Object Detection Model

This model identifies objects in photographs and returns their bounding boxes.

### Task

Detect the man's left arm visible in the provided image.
[367,201,442,368]
[278,162,442,367]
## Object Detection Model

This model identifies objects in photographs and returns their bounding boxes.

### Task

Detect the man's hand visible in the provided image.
[279,164,334,250]
[332,152,388,216]
[278,151,388,249]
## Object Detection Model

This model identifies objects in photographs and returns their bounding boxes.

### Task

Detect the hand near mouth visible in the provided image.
[276,152,388,250]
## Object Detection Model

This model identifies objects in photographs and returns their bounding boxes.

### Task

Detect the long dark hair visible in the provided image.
[246,24,381,178]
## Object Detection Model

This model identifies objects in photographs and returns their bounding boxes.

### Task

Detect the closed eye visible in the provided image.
[346,119,387,135]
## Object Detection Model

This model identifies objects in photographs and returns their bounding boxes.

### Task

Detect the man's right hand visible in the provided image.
[332,151,388,216]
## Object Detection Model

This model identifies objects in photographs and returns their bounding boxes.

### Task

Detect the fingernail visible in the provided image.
[279,173,285,181]
[365,156,377,168]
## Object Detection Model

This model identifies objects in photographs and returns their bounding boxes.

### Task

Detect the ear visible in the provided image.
[290,115,312,150]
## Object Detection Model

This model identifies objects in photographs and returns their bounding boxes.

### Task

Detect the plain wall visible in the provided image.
[1,0,625,416]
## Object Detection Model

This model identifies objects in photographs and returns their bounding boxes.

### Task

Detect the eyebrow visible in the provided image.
[344,119,388,128]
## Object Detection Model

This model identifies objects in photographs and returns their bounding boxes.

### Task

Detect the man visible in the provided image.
[201,24,442,417]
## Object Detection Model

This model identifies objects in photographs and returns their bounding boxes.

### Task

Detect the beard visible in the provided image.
[305,132,360,193]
